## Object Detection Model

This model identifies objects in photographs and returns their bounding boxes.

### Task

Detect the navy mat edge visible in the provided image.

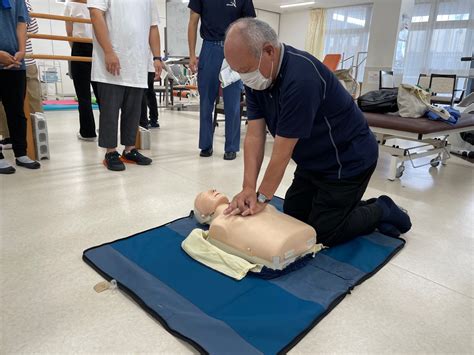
[82,211,406,355]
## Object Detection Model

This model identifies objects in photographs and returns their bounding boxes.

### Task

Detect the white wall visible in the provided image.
[279,10,310,50]
[256,9,281,35]
[29,0,166,97]
[362,0,414,93]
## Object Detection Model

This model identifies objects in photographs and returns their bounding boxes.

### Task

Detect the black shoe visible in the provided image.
[0,165,16,174]
[149,121,160,128]
[200,148,213,157]
[16,159,41,169]
[223,152,237,160]
[103,151,125,171]
[121,148,152,165]
[0,138,12,149]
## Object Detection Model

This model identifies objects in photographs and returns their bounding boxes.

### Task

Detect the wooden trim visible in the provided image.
[28,33,92,44]
[29,12,92,24]
[24,96,37,160]
[25,54,92,62]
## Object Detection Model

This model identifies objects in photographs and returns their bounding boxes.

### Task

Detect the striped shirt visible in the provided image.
[25,0,39,67]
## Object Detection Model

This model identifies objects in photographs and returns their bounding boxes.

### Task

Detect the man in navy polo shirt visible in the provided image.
[222,18,412,246]
[187,0,256,160]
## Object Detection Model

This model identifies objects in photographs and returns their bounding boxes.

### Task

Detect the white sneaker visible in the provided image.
[77,132,97,142]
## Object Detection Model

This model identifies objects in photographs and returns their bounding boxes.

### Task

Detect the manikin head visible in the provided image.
[194,190,230,224]
[224,18,280,91]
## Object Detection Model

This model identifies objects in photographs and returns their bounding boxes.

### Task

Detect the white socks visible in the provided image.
[0,158,13,169]
[16,156,36,164]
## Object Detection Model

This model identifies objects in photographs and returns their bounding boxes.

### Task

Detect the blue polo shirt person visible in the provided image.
[188,0,256,160]
[0,0,41,174]
[223,18,412,246]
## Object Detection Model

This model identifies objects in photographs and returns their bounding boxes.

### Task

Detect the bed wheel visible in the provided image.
[396,165,405,178]
[430,158,440,168]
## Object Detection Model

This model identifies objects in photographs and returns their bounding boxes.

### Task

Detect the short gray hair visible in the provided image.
[226,18,279,58]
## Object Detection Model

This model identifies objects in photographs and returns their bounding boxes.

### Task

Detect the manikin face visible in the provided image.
[194,190,230,224]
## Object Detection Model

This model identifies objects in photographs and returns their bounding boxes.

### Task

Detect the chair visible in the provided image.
[379,70,394,89]
[417,74,430,91]
[322,54,341,72]
[213,86,246,128]
[430,74,456,106]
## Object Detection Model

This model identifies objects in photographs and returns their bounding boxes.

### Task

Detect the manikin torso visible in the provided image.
[194,190,317,270]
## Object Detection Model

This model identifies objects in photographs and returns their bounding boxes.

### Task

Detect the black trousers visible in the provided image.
[96,82,143,148]
[283,163,382,247]
[140,72,159,127]
[0,70,27,157]
[71,42,98,138]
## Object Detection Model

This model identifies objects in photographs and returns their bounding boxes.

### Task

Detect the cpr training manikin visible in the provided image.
[181,190,322,280]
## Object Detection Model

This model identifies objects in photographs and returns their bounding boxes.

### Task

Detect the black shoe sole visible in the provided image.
[200,149,213,157]
[15,160,41,169]
[0,166,16,174]
[103,160,125,171]
[223,153,237,160]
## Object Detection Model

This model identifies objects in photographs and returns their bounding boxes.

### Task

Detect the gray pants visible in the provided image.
[96,82,144,148]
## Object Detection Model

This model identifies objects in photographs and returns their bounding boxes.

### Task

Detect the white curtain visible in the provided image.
[323,4,373,81]
[403,0,474,85]
[305,9,326,60]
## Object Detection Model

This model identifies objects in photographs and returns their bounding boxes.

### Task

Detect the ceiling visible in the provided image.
[253,0,372,13]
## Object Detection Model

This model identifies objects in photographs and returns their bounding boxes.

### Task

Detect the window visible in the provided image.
[323,4,373,82]
[403,0,474,84]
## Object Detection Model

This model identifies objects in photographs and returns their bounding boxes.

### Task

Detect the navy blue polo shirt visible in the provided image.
[188,0,256,41]
[0,0,29,71]
[246,45,379,180]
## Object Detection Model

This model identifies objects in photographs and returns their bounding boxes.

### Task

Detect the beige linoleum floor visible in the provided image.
[1,109,473,354]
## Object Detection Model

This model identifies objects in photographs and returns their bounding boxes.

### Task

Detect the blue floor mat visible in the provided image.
[83,198,405,354]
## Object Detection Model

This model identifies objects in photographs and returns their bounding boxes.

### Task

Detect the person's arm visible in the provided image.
[0,51,16,67]
[149,25,162,79]
[224,119,266,216]
[188,10,200,73]
[65,21,74,48]
[63,4,73,48]
[89,8,120,75]
[243,119,266,191]
[149,1,162,80]
[257,136,298,200]
[12,22,27,67]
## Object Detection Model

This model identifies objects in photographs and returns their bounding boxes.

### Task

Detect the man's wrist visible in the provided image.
[153,56,162,62]
[243,184,256,191]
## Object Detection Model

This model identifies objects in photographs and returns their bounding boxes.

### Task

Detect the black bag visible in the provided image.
[357,89,399,113]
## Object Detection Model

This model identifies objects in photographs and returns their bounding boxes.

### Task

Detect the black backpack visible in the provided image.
[357,89,399,113]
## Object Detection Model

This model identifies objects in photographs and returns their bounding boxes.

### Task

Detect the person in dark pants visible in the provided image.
[223,18,412,246]
[65,0,98,141]
[140,68,159,129]
[187,0,256,160]
[0,0,41,175]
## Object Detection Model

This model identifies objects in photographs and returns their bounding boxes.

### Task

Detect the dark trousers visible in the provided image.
[140,72,159,127]
[283,164,382,247]
[0,70,27,157]
[71,42,98,138]
[95,82,143,149]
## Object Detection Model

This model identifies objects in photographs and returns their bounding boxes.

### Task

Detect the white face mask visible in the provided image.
[239,50,274,91]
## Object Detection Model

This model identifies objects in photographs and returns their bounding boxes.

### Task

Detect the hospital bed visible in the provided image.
[365,112,474,180]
